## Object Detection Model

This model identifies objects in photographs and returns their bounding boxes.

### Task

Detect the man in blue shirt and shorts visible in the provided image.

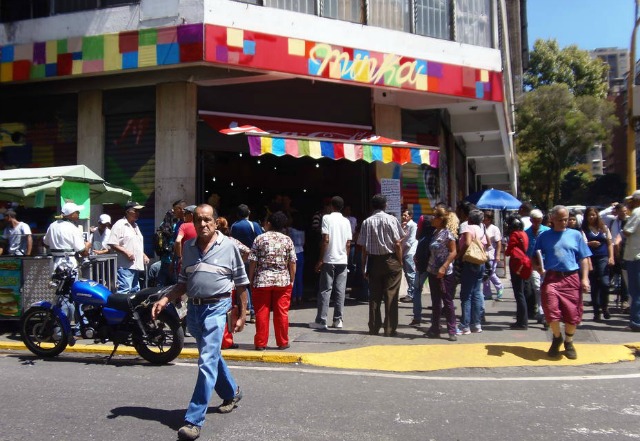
[534,205,591,360]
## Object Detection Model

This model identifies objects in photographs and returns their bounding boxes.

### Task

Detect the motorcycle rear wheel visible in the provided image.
[133,311,184,364]
[20,307,69,357]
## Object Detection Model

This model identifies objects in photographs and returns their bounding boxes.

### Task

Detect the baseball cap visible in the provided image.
[625,190,640,201]
[125,201,144,211]
[98,214,111,224]
[61,202,84,216]
[184,205,197,214]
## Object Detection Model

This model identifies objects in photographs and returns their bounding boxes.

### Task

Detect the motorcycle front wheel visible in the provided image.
[20,307,69,357]
[133,310,184,365]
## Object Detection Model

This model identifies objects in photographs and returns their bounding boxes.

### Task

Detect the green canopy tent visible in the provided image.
[0,165,131,210]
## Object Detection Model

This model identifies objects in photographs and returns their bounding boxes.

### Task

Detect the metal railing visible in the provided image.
[81,254,118,293]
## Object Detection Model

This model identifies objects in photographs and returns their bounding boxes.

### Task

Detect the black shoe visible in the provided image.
[564,341,577,360]
[547,335,564,358]
[594,314,602,322]
[603,309,611,319]
[509,324,528,330]
[400,296,413,303]
[425,329,440,339]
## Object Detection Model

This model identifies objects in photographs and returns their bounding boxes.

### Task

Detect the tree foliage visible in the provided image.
[524,39,610,98]
[516,84,618,209]
[516,39,618,208]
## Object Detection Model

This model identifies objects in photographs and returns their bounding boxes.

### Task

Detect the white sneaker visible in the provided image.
[309,322,328,330]
[332,319,343,329]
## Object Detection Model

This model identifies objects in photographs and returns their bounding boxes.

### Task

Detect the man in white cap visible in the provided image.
[107,201,150,294]
[43,202,90,270]
[623,190,640,331]
[90,214,112,255]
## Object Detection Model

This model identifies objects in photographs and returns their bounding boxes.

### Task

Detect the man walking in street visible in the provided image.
[357,194,405,337]
[1,209,32,256]
[107,201,150,294]
[622,190,640,332]
[152,204,248,441]
[309,196,352,330]
[399,208,417,303]
[534,205,591,359]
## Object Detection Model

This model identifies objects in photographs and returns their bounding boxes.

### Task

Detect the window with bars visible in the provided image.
[321,0,362,24]
[454,0,492,48]
[264,0,316,14]
[414,0,451,40]
[369,0,411,32]
[0,0,139,22]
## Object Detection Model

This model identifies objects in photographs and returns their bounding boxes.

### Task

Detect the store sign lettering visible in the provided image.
[309,43,425,85]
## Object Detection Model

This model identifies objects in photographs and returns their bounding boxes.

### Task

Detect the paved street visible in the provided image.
[1,352,639,441]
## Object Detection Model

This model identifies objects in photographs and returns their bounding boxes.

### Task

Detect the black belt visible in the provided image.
[188,295,231,305]
[546,270,578,277]
[50,249,75,253]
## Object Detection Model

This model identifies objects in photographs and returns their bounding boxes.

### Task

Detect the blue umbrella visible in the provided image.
[465,188,522,210]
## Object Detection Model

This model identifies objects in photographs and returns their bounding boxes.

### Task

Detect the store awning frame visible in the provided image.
[221,126,440,167]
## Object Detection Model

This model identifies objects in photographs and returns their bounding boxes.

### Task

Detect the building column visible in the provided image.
[155,82,197,224]
[77,90,104,226]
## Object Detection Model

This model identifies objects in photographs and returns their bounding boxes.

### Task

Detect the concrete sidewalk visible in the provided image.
[1,283,639,372]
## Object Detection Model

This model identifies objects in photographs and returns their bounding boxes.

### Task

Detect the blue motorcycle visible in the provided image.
[20,263,184,364]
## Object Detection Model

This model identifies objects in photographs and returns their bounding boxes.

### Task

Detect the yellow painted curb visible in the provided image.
[2,341,638,371]
[301,343,638,372]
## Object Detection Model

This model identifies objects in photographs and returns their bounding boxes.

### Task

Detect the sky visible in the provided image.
[527,0,635,50]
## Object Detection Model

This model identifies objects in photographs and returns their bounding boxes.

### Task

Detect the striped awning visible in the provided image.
[221,126,439,167]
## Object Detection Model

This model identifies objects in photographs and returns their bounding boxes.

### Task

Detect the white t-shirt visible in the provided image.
[321,212,353,265]
[43,219,86,269]
[484,224,502,260]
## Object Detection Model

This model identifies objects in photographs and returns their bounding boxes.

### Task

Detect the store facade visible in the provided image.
[0,0,521,248]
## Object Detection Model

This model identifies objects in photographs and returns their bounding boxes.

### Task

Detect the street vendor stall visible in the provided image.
[0,165,132,320]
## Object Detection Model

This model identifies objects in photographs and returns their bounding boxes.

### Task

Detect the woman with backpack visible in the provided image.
[505,215,531,330]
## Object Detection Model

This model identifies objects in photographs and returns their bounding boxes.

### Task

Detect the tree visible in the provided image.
[516,83,617,209]
[524,39,609,99]
[516,39,618,208]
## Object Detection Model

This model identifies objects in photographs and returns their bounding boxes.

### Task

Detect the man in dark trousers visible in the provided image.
[357,194,405,337]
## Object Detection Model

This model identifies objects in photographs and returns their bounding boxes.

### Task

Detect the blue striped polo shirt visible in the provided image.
[179,233,249,298]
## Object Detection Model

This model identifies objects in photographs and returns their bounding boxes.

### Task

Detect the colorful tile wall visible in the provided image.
[0,21,503,103]
[204,24,503,102]
[0,23,204,83]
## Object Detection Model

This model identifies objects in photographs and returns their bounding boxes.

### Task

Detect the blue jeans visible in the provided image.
[402,252,416,298]
[185,298,238,427]
[624,259,640,329]
[292,252,304,300]
[589,255,611,315]
[116,268,141,294]
[412,271,429,321]
[243,262,255,316]
[316,263,347,324]
[459,262,484,330]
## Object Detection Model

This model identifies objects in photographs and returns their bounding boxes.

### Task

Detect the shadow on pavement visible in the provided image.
[485,344,550,361]
[108,406,185,430]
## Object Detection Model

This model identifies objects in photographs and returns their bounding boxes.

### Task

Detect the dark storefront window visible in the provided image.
[0,0,139,22]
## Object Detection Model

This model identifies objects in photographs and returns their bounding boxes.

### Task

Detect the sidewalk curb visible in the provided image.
[1,341,638,371]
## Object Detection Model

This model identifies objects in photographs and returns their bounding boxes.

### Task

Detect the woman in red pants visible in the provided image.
[248,211,297,350]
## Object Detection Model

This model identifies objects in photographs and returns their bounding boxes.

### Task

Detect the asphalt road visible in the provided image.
[1,351,639,441]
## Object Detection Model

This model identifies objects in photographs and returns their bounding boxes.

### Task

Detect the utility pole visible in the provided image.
[627,0,640,193]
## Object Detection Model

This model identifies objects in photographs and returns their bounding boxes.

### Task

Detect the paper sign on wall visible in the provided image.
[381,178,401,219]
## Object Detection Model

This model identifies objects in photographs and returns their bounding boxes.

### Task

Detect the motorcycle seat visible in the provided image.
[106,287,163,311]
